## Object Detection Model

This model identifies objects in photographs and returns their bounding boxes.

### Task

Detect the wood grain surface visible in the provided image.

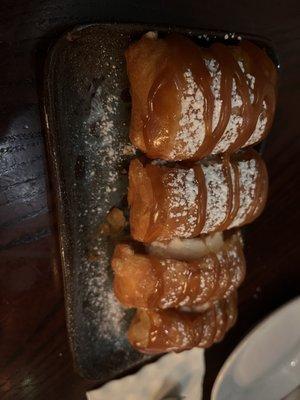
[0,1,299,399]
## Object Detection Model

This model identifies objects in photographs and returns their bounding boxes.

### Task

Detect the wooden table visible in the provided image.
[1,1,299,399]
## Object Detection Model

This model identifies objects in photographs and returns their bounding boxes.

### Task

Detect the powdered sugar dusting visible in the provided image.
[238,60,245,73]
[202,162,229,232]
[176,321,191,346]
[160,259,190,308]
[246,72,256,103]
[229,163,237,214]
[66,45,140,360]
[214,301,226,340]
[170,69,205,158]
[83,252,126,341]
[227,246,243,290]
[215,247,232,293]
[244,100,268,146]
[231,79,243,108]
[229,159,258,227]
[197,256,215,299]
[212,79,243,153]
[205,58,222,131]
[164,168,198,237]
[84,87,135,198]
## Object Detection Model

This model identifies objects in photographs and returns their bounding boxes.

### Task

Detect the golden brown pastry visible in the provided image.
[129,149,268,242]
[127,293,237,354]
[126,32,277,161]
[112,231,245,309]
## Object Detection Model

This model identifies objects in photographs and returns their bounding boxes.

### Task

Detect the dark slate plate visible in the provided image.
[43,23,279,381]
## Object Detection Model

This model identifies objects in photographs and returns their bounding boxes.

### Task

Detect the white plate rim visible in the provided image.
[211,295,300,400]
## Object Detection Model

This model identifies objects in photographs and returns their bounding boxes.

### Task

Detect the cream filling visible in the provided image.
[147,232,224,261]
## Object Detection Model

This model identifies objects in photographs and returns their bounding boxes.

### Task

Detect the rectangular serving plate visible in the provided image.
[44,23,278,381]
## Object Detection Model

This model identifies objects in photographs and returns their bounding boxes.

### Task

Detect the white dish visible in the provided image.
[212,296,300,400]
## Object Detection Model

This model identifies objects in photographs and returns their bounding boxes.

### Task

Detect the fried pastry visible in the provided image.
[127,293,237,354]
[112,232,245,309]
[126,33,277,160]
[128,149,268,242]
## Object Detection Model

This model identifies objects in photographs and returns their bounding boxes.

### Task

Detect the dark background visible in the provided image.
[1,1,300,399]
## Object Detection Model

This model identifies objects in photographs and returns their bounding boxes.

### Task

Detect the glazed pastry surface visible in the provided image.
[126,33,277,160]
[127,293,237,354]
[129,149,268,242]
[112,232,245,309]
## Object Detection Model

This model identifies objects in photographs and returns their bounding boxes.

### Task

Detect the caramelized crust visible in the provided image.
[126,33,277,161]
[128,149,268,242]
[112,232,245,309]
[127,293,237,354]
